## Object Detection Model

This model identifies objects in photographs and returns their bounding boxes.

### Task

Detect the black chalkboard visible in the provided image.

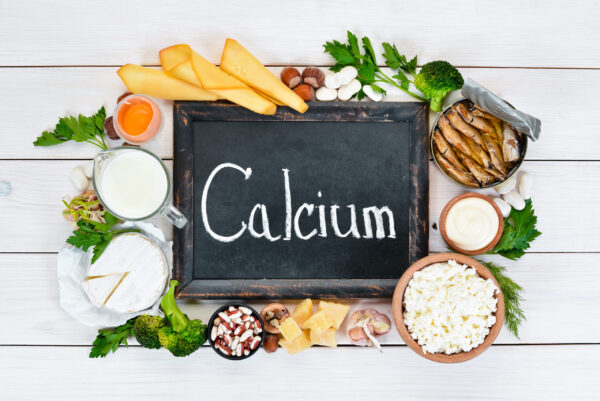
[173,101,428,299]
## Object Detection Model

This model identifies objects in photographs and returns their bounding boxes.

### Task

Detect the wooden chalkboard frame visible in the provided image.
[173,101,429,299]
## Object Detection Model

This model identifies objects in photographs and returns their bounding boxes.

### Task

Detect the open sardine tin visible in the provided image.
[430,96,528,189]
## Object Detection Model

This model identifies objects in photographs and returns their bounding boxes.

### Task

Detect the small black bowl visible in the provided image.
[207,303,265,360]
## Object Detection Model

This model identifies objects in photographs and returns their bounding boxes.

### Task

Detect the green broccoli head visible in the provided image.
[414,61,464,112]
[133,315,165,349]
[158,320,208,357]
[158,280,208,357]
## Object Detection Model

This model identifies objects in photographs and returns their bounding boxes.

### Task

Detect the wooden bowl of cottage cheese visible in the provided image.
[392,253,505,363]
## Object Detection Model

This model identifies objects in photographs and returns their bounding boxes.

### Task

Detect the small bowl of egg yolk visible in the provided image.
[113,94,162,143]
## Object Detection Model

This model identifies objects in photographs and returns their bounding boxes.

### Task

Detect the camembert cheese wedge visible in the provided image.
[82,233,168,313]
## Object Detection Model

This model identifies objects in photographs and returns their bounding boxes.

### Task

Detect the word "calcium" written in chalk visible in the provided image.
[201,163,396,243]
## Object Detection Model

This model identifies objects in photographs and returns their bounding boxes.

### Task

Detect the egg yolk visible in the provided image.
[122,102,153,136]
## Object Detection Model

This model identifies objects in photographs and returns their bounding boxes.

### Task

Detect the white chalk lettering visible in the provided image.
[330,205,361,238]
[201,162,252,243]
[293,203,318,240]
[362,206,396,239]
[283,168,292,241]
[201,164,396,242]
[317,191,327,237]
[248,204,281,241]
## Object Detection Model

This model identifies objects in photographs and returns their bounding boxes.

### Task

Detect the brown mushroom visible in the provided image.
[260,303,290,334]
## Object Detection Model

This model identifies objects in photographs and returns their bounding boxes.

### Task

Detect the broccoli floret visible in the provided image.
[133,315,165,349]
[158,280,208,357]
[414,61,464,112]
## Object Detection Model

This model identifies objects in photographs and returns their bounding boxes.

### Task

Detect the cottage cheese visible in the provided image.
[403,260,498,354]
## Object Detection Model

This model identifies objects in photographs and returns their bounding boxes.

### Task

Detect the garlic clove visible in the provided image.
[315,86,337,101]
[363,84,383,102]
[70,166,89,191]
[493,197,512,218]
[503,190,525,211]
[518,173,534,200]
[84,160,94,178]
[494,175,516,195]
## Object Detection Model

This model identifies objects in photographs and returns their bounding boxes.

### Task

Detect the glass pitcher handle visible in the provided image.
[161,204,188,228]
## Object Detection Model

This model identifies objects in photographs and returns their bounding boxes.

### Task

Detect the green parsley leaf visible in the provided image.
[488,199,541,260]
[322,32,427,102]
[90,320,135,358]
[323,40,356,67]
[480,261,526,338]
[66,216,140,264]
[33,106,108,150]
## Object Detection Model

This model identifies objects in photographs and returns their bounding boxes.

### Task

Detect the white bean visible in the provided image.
[493,198,512,218]
[519,173,534,199]
[336,66,358,86]
[337,79,361,101]
[503,191,525,211]
[363,85,383,101]
[315,86,337,101]
[70,166,88,191]
[494,175,516,195]
[324,73,343,89]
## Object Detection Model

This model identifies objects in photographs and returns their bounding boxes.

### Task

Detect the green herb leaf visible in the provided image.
[323,40,356,67]
[103,211,119,228]
[347,31,361,59]
[481,261,526,338]
[357,61,375,84]
[488,199,541,260]
[66,217,139,263]
[90,320,135,358]
[34,106,108,150]
[361,36,377,65]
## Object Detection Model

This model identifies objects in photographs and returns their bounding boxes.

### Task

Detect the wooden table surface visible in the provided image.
[1,1,599,400]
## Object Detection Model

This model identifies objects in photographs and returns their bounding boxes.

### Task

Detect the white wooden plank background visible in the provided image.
[1,0,599,399]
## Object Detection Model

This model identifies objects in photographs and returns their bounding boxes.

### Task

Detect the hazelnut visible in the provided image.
[117,92,132,104]
[280,67,302,89]
[302,67,325,88]
[262,333,280,353]
[293,83,314,101]
[103,116,120,140]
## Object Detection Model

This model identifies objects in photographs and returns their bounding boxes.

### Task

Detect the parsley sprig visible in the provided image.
[481,261,526,338]
[34,106,108,150]
[66,211,140,263]
[90,319,135,358]
[323,31,426,101]
[488,199,541,260]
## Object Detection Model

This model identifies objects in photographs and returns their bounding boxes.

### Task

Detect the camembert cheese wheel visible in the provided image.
[83,233,168,313]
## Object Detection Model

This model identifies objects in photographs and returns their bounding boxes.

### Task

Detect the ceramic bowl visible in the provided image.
[392,252,505,363]
[439,192,504,255]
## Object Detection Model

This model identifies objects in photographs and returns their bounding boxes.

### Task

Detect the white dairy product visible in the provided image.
[445,197,499,251]
[83,233,168,313]
[98,149,168,219]
[403,260,498,354]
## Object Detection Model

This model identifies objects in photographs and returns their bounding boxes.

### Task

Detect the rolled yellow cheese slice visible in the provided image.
[160,44,276,115]
[220,39,308,113]
[117,64,219,101]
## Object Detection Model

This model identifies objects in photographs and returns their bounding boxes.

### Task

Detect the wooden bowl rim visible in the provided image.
[392,252,505,363]
[439,192,504,255]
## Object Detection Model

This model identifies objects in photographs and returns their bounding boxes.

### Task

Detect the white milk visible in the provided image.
[99,150,168,219]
